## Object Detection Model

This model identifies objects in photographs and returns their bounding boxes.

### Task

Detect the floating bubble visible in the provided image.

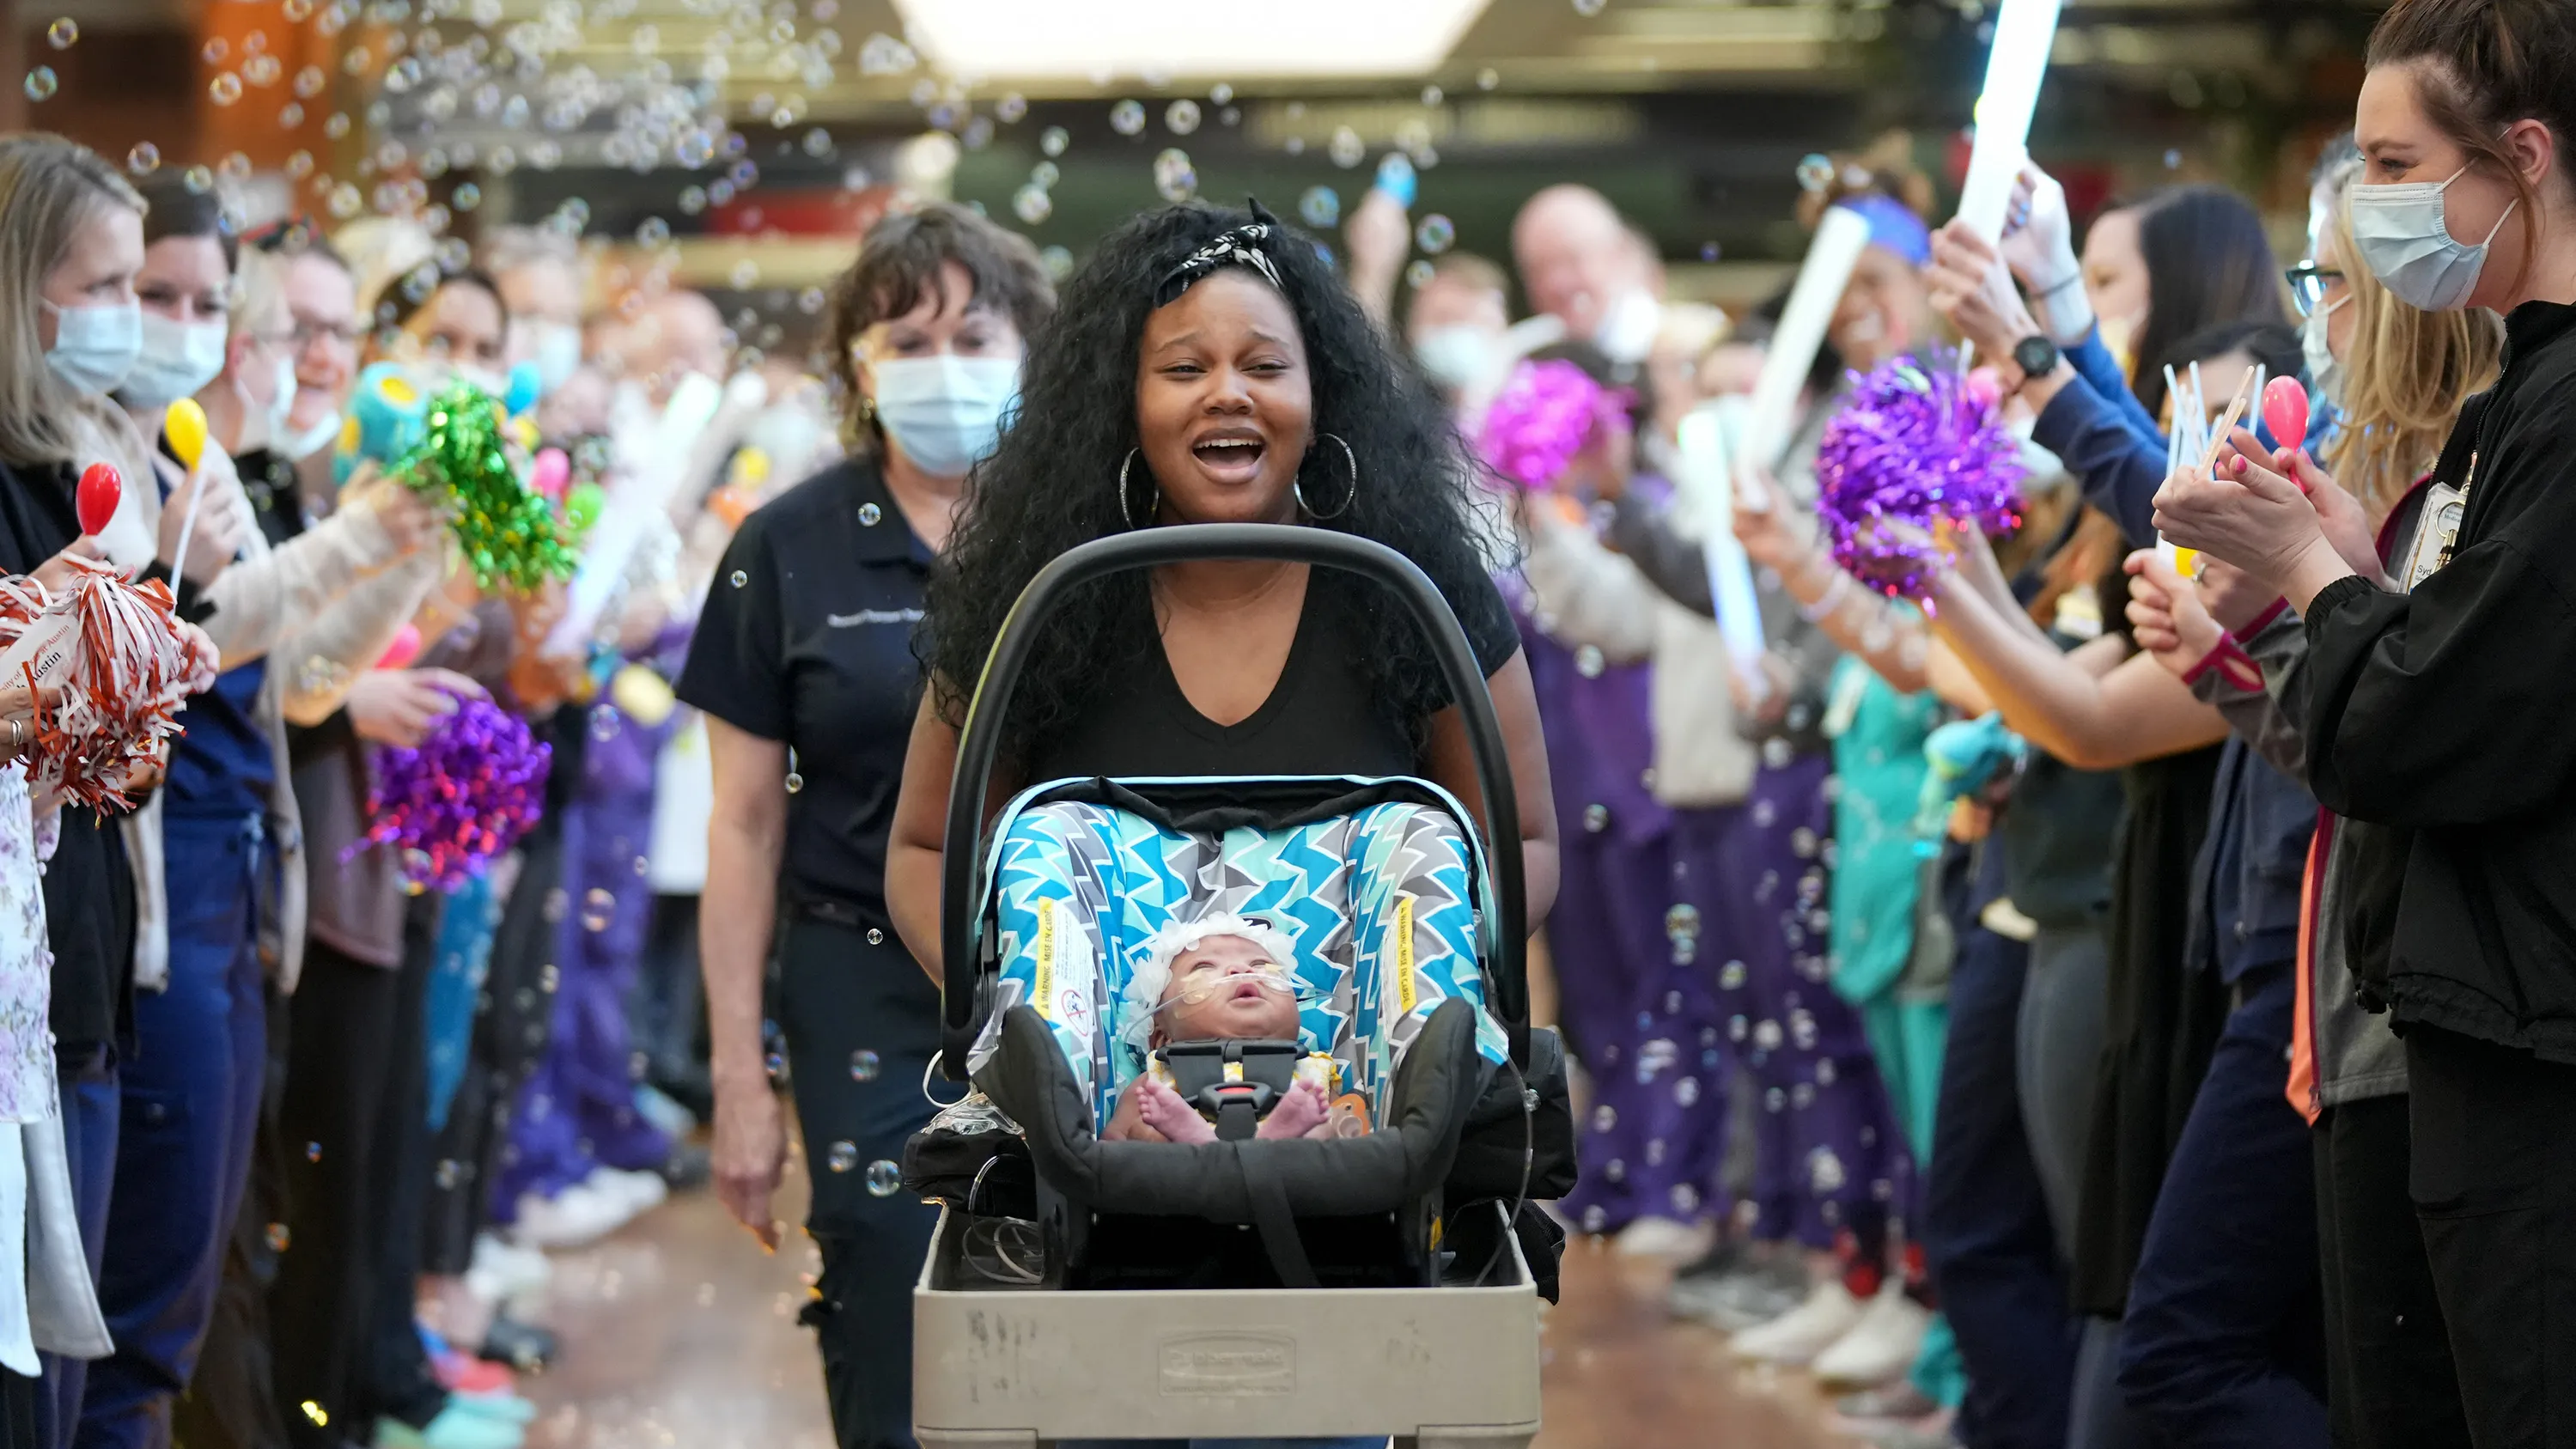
[1328,125,1364,168]
[22,67,55,102]
[677,185,706,214]
[1209,81,1234,106]
[265,1221,291,1252]
[730,259,759,288]
[675,130,717,168]
[1165,99,1199,135]
[323,111,350,138]
[283,149,313,179]
[1477,67,1501,89]
[1030,160,1059,187]
[849,1050,880,1082]
[1011,183,1051,225]
[1153,148,1196,202]
[864,1160,903,1196]
[1298,186,1340,228]
[219,151,252,181]
[636,216,670,246]
[826,1141,858,1173]
[1109,99,1145,136]
[996,92,1026,124]
[802,127,832,158]
[1040,245,1073,281]
[811,0,836,17]
[1285,137,1305,155]
[961,115,995,150]
[46,18,76,49]
[450,180,479,210]
[1039,125,1069,157]
[182,164,214,193]
[294,64,325,97]
[1794,152,1835,193]
[1415,214,1455,254]
[203,37,228,64]
[1422,84,1443,107]
[282,0,313,18]
[278,101,304,128]
[857,32,913,75]
[1405,259,1435,289]
[796,286,825,314]
[2164,149,2183,170]
[245,53,281,86]
[1573,0,1606,13]
[1221,107,1240,127]
[487,144,516,174]
[127,142,161,175]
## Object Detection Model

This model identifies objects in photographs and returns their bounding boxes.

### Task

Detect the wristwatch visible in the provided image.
[2011,332,2062,382]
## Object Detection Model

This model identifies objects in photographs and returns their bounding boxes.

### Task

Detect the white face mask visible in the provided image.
[1413,326,1495,390]
[529,321,582,392]
[2302,295,2348,413]
[867,354,1020,478]
[120,313,229,411]
[281,405,342,462]
[43,298,142,396]
[1594,288,1661,365]
[2350,165,2518,313]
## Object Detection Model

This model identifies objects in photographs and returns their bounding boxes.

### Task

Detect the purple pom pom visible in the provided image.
[1477,359,1629,490]
[1813,356,2027,596]
[355,695,552,892]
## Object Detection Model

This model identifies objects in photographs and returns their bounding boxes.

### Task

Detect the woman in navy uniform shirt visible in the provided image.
[677,204,1051,1449]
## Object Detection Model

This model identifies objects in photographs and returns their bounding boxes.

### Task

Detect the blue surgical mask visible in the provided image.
[868,355,1020,478]
[119,313,228,411]
[2302,295,2348,413]
[2349,166,2517,313]
[529,321,582,392]
[42,298,142,396]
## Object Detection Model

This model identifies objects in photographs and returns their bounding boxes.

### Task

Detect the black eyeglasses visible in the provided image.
[2286,263,2347,318]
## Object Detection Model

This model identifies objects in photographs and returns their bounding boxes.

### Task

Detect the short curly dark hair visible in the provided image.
[922,201,1510,765]
[821,202,1054,451]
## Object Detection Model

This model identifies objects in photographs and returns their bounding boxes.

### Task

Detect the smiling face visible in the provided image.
[1134,269,1312,526]
[1153,934,1302,1044]
[1828,244,1929,370]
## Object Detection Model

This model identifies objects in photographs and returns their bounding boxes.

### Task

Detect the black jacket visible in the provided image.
[2302,300,2576,1060]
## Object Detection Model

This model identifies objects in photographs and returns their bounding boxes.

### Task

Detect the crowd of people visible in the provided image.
[0,0,2556,1447]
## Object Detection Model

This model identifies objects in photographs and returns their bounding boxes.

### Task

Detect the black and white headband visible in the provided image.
[1153,204,1288,307]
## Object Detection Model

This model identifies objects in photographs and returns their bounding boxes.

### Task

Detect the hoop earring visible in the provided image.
[1118,449,1160,531]
[1293,433,1359,521]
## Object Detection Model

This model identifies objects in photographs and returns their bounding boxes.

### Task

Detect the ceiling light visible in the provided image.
[890,0,1493,80]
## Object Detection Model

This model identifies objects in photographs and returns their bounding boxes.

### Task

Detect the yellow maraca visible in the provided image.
[163,398,214,575]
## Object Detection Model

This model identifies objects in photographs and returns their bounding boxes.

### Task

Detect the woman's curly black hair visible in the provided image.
[923,201,1509,765]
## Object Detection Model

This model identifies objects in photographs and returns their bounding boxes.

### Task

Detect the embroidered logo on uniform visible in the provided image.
[826,608,926,628]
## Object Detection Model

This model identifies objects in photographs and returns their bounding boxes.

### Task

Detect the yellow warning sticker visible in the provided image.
[1032,899,1056,1015]
[1394,894,1417,1015]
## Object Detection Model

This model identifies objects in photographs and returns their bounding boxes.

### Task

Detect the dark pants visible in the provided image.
[632,893,709,1114]
[170,988,294,1449]
[269,943,404,1449]
[2313,1094,2470,1449]
[2404,1025,2576,1449]
[81,815,269,1449]
[2118,964,2326,1447]
[360,900,446,1432]
[1920,922,2078,1449]
[780,914,942,1449]
[37,1050,118,1449]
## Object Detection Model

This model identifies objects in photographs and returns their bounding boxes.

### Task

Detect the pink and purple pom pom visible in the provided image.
[1814,356,2027,596]
[1477,358,1629,490]
[356,695,552,892]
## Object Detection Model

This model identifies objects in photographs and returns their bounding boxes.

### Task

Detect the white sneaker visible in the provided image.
[509,1183,639,1250]
[1811,1281,1934,1387]
[1615,1216,1716,1262]
[463,1233,552,1304]
[584,1165,669,1214]
[1729,1279,1864,1366]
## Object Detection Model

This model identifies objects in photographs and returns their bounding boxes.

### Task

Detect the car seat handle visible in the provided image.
[939,523,1532,1077]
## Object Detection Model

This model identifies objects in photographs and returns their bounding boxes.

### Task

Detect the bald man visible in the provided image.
[1511,184,1663,362]
[622,289,729,406]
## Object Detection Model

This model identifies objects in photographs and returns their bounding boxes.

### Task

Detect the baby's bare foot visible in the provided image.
[1258,1079,1329,1140]
[1137,1079,1217,1144]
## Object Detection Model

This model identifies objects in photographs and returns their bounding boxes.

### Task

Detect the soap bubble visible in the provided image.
[1011,183,1051,225]
[1415,215,1456,253]
[244,53,281,87]
[278,102,304,128]
[126,142,160,174]
[1110,99,1146,136]
[219,151,252,181]
[1795,153,1834,192]
[1328,125,1364,168]
[802,127,833,158]
[1574,0,1607,13]
[282,0,313,19]
[450,181,480,210]
[676,185,705,214]
[1039,125,1069,157]
[1040,245,1073,282]
[1030,160,1059,187]
[826,1141,857,1172]
[849,1050,880,1082]
[636,216,671,246]
[323,112,350,139]
[1422,84,1444,107]
[1165,99,1200,135]
[730,259,760,289]
[1153,148,1196,202]
[203,37,228,64]
[1297,186,1340,228]
[996,92,1026,124]
[210,72,244,105]
[1405,259,1435,289]
[22,68,55,102]
[182,164,214,193]
[46,18,76,49]
[328,183,362,218]
[294,64,324,97]
[864,1160,903,1196]
[283,149,312,179]
[1478,67,1501,89]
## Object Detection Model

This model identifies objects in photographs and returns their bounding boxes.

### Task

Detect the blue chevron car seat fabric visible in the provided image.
[965,794,1507,1133]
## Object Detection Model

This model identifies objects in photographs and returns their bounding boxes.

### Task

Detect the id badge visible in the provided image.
[2402,481,2465,594]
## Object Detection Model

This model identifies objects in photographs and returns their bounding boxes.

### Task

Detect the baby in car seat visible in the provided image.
[1102,916,1372,1144]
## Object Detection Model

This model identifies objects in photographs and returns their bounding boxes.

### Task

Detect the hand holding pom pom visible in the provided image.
[353,691,551,892]
[1477,359,1632,492]
[1814,353,2027,597]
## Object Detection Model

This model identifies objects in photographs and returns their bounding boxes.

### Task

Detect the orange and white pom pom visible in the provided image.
[0,557,217,812]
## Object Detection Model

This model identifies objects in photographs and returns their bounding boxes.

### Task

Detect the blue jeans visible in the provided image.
[2118,962,2328,1447]
[77,814,269,1449]
[1919,922,2079,1449]
[37,1049,118,1449]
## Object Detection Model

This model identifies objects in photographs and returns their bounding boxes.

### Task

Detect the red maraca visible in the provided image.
[76,463,120,538]
[2261,376,2311,493]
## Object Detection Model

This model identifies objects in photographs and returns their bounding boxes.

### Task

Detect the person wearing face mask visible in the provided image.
[484,227,587,396]
[1510,185,1664,365]
[1403,253,1511,418]
[677,203,1053,1449]
[2155,3,2576,1438]
[76,175,443,1449]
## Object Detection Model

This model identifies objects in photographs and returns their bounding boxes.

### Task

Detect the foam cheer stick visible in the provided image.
[162,399,214,581]
[2262,375,2312,492]
[75,464,119,539]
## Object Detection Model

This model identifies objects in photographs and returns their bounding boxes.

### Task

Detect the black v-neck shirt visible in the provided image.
[1018,569,1521,784]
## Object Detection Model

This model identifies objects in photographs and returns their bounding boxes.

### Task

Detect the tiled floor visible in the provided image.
[513,1148,1856,1449]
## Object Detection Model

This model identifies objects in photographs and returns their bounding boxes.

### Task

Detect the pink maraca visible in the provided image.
[374,622,422,671]
[2261,376,2311,490]
[530,447,570,503]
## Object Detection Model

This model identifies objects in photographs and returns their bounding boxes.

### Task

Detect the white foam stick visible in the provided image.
[547,369,728,655]
[165,471,205,594]
[1953,0,2067,244]
[1741,205,1872,478]
[1676,402,1768,679]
